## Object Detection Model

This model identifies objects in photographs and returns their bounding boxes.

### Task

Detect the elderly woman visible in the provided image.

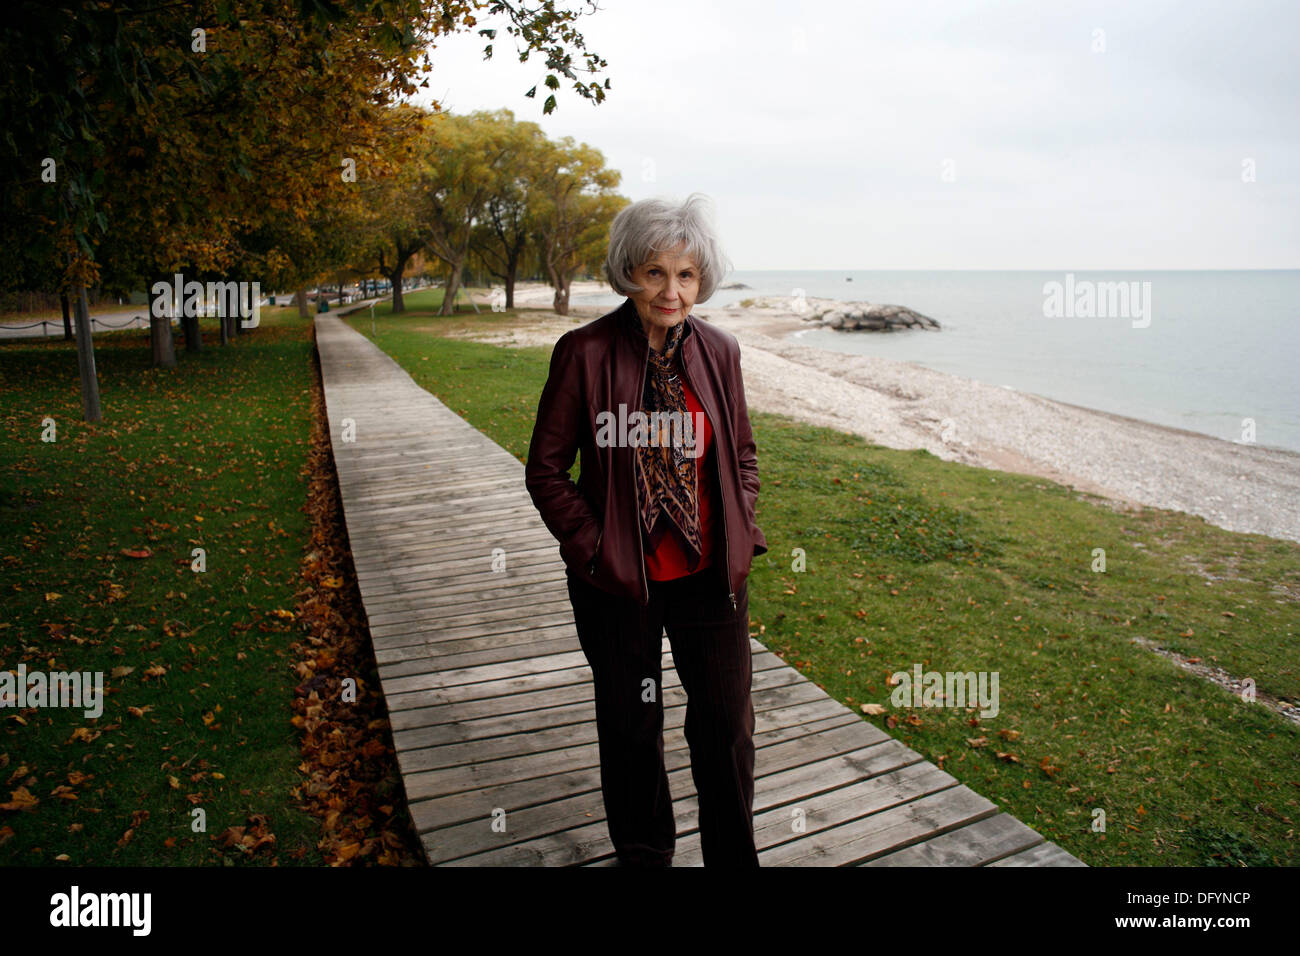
[525,193,768,868]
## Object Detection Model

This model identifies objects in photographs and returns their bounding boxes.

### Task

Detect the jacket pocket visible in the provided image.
[586,527,604,578]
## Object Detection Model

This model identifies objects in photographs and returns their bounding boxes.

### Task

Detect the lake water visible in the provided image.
[569,270,1300,454]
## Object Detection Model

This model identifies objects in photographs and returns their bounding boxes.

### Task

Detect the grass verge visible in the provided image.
[0,308,390,864]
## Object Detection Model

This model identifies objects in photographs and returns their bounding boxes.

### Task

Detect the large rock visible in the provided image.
[811,301,940,331]
[740,295,940,331]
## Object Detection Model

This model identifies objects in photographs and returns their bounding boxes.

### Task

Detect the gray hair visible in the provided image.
[603,192,731,303]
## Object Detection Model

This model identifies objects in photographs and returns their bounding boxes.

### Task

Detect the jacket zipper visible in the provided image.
[676,337,736,612]
[633,334,650,606]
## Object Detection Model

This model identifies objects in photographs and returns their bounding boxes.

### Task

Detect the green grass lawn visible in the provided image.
[344,291,1300,867]
[0,308,325,864]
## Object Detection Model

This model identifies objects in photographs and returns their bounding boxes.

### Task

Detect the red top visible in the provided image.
[643,378,717,580]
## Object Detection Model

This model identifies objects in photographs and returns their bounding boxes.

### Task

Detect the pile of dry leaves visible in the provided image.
[286,337,427,866]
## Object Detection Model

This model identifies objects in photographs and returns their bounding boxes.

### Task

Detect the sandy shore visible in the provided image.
[463,281,1300,545]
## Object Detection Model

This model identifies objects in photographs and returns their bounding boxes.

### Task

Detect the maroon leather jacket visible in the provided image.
[525,296,768,609]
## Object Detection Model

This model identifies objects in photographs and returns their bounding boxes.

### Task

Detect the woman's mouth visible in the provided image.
[655,306,677,314]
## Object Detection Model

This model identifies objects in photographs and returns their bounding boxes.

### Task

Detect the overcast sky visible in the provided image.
[416,0,1299,270]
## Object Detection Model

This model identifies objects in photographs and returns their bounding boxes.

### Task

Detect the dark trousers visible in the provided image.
[565,561,758,867]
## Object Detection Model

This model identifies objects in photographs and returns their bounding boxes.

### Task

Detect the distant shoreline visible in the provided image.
[472,281,1300,544]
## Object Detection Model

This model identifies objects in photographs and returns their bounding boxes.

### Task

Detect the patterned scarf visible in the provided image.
[626,309,703,568]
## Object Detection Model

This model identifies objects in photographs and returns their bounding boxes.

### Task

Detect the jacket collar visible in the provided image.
[614,296,698,357]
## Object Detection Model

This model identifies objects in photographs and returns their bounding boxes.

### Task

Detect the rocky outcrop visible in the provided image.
[811,302,940,331]
[744,295,941,331]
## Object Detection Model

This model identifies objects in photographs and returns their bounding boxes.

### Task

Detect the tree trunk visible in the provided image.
[60,291,72,340]
[219,303,230,345]
[439,263,463,316]
[181,306,201,352]
[151,314,176,368]
[504,256,518,310]
[548,263,571,316]
[552,283,570,316]
[390,264,406,314]
[73,282,102,421]
[294,286,309,319]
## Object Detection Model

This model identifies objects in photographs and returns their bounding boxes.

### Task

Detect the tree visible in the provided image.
[420,111,518,315]
[343,107,440,315]
[469,111,550,309]
[530,138,624,315]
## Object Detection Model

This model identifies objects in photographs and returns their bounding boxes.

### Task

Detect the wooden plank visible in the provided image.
[362,573,572,620]
[860,812,1045,866]
[374,622,579,665]
[368,610,579,648]
[353,538,558,576]
[756,786,1000,867]
[987,841,1088,867]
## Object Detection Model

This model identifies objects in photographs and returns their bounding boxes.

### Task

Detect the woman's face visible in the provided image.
[628,242,700,347]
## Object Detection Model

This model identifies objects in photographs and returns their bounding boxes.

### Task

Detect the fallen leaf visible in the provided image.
[216,826,245,848]
[1,787,39,811]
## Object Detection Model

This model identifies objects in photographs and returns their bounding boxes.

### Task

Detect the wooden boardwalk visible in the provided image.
[315,310,1086,867]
